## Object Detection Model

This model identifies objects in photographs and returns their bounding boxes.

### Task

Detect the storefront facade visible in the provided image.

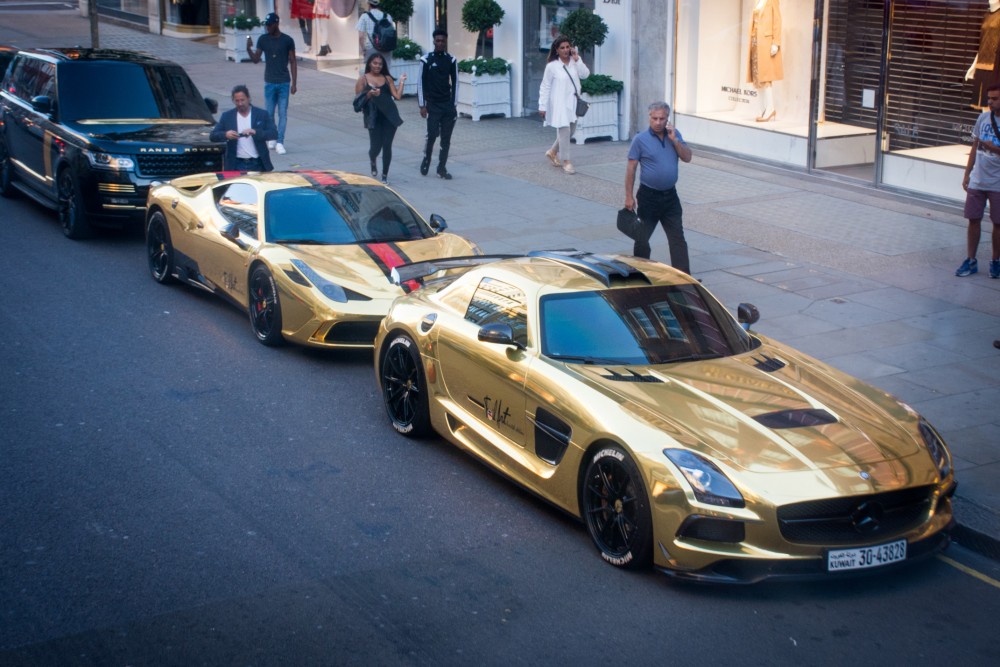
[675,0,988,203]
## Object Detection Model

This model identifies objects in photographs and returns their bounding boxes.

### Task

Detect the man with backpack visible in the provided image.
[357,0,396,71]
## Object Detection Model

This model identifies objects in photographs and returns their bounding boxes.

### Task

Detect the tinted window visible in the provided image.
[264,185,430,244]
[57,61,214,122]
[466,278,528,347]
[5,56,55,102]
[540,284,757,365]
[215,182,259,239]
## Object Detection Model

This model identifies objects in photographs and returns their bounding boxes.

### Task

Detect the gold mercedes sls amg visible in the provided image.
[145,170,480,348]
[374,251,955,583]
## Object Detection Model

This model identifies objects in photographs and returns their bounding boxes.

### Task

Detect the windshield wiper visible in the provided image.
[547,354,630,365]
[273,238,326,245]
[666,352,724,364]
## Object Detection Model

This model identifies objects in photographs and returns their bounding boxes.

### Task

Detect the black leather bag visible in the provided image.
[575,95,590,117]
[616,208,640,240]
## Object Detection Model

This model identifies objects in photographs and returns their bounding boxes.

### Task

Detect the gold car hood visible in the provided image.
[275,234,476,295]
[577,343,922,474]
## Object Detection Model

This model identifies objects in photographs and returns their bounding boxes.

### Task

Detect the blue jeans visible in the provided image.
[263,82,290,144]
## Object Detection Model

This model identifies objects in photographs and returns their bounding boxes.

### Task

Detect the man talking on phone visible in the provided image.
[210,85,278,172]
[624,101,693,274]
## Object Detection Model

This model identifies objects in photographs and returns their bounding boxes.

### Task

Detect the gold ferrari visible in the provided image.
[374,251,955,583]
[145,170,479,348]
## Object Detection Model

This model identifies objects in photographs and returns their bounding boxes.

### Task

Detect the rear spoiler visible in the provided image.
[389,254,519,285]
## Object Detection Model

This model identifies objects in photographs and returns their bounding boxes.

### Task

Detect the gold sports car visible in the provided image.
[145,170,480,347]
[374,251,955,583]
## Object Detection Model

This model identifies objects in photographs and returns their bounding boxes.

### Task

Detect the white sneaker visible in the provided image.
[267,140,276,150]
[275,143,287,155]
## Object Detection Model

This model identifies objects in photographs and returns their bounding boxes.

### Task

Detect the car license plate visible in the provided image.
[827,539,907,572]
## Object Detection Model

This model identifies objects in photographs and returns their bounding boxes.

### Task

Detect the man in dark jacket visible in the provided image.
[416,29,458,179]
[210,85,278,172]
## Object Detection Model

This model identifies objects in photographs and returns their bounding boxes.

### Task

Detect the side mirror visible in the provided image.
[428,213,448,233]
[478,322,523,349]
[221,222,240,242]
[30,95,52,114]
[737,302,759,330]
[205,97,219,114]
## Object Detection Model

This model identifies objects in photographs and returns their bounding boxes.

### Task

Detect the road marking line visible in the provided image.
[937,555,1000,589]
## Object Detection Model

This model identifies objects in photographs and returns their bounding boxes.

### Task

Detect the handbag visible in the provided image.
[563,64,589,117]
[616,208,640,240]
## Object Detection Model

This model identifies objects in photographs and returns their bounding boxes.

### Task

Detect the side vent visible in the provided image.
[753,408,837,429]
[531,408,572,465]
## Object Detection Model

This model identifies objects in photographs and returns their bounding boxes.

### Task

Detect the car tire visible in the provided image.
[146,211,177,284]
[582,445,653,570]
[380,333,431,437]
[248,265,284,346]
[0,139,15,198]
[57,168,92,239]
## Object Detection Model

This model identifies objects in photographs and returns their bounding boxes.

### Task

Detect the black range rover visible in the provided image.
[0,48,224,238]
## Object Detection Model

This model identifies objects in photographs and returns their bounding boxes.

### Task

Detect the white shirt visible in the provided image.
[235,110,259,159]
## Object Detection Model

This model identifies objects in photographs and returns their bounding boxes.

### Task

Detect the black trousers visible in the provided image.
[368,114,398,175]
[634,184,689,274]
[423,101,457,170]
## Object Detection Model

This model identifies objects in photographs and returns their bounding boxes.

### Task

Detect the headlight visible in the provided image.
[84,150,135,171]
[289,259,347,303]
[918,418,951,479]
[663,449,745,508]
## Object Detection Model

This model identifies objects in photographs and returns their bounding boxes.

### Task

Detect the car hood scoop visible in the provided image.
[577,348,922,473]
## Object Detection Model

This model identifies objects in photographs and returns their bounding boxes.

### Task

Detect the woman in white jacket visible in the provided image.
[539,36,590,175]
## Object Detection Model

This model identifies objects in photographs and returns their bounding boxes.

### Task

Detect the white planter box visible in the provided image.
[220,28,265,62]
[574,92,620,143]
[457,72,511,121]
[392,59,421,97]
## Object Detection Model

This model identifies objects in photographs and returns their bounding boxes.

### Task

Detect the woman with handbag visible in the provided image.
[538,35,589,175]
[354,53,406,183]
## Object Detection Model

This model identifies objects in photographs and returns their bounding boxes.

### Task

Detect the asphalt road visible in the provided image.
[2,195,999,666]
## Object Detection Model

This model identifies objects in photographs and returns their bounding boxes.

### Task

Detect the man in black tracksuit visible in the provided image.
[417,29,458,180]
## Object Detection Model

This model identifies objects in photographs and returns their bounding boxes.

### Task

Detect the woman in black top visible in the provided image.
[355,53,406,183]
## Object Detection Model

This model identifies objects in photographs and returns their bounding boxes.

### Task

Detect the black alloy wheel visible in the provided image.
[146,211,176,284]
[582,446,653,570]
[380,333,430,437]
[248,265,284,346]
[57,169,92,239]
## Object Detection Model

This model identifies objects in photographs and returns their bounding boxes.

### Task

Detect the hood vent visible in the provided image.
[598,368,664,383]
[752,355,786,372]
[753,408,837,429]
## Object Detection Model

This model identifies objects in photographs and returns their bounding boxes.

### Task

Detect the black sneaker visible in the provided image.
[437,168,452,180]
[420,156,430,176]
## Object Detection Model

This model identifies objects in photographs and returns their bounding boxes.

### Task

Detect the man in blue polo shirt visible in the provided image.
[624,101,693,273]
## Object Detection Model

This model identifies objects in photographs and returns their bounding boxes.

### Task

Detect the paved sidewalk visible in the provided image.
[3,8,999,556]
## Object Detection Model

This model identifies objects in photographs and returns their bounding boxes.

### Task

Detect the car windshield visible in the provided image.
[58,61,214,122]
[264,185,431,244]
[540,284,759,365]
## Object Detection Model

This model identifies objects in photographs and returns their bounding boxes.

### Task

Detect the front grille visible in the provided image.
[136,152,222,178]
[777,486,934,545]
[324,321,380,345]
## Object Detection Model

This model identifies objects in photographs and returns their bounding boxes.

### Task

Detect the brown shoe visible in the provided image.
[545,149,561,167]
[562,161,576,175]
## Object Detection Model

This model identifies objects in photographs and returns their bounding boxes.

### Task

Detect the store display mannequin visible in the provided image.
[747,0,783,122]
[313,0,332,57]
[290,0,314,55]
[967,0,1000,110]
